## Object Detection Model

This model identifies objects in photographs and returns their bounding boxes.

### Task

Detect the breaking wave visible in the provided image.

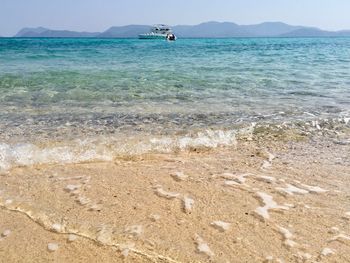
[0,129,239,172]
[1,115,349,172]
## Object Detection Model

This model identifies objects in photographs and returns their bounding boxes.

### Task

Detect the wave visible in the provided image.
[1,115,349,172]
[0,129,240,172]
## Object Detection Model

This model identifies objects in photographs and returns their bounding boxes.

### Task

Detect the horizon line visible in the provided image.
[3,20,350,37]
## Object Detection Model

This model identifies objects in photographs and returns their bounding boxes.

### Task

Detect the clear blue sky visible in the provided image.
[1,0,350,36]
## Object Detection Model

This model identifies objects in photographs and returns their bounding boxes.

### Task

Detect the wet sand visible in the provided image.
[1,135,350,262]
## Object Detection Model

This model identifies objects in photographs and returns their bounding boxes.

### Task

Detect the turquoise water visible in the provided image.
[0,38,349,168]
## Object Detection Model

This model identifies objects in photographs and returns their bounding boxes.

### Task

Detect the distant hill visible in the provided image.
[98,25,151,38]
[242,22,305,36]
[173,21,251,38]
[15,27,49,37]
[173,21,306,38]
[15,27,99,38]
[337,30,350,36]
[14,22,350,38]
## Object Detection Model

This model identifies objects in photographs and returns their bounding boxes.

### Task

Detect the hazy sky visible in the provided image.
[1,0,350,36]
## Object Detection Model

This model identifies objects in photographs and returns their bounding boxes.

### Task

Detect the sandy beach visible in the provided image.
[2,0,350,261]
[1,129,350,263]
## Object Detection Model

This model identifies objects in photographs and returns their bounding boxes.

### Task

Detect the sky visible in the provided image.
[1,0,350,36]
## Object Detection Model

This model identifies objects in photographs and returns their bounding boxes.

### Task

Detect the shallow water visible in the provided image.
[0,37,349,169]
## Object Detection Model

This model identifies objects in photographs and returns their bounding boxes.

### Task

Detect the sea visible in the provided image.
[0,37,349,170]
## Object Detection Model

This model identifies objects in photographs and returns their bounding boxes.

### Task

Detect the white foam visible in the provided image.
[265,257,285,263]
[5,199,13,205]
[224,180,240,186]
[183,196,194,213]
[267,152,275,162]
[312,120,321,130]
[178,130,236,150]
[148,130,237,153]
[51,223,63,232]
[256,175,276,184]
[88,204,102,211]
[0,141,113,172]
[0,129,238,171]
[47,243,59,252]
[321,248,335,256]
[254,192,289,220]
[149,214,161,222]
[261,161,272,170]
[171,171,188,181]
[154,186,180,199]
[65,184,81,193]
[96,226,113,244]
[276,184,309,196]
[1,229,11,237]
[277,226,297,248]
[330,234,350,242]
[125,225,143,237]
[194,234,214,257]
[220,173,251,184]
[300,184,328,194]
[68,234,77,242]
[77,196,91,205]
[211,221,231,232]
[328,227,339,234]
[265,256,274,262]
[284,239,298,248]
[278,227,293,239]
[295,252,312,260]
[119,243,135,258]
[258,151,275,170]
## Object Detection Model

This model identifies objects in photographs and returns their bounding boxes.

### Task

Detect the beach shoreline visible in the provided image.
[1,132,350,262]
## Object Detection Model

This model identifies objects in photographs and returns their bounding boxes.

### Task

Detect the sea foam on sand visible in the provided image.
[254,192,289,220]
[277,226,298,248]
[211,221,231,232]
[154,186,180,199]
[194,234,214,257]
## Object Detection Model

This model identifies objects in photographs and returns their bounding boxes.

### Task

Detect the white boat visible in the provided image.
[139,24,177,41]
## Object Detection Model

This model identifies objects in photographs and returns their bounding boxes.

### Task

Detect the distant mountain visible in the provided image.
[242,22,305,36]
[172,21,305,38]
[98,25,151,38]
[15,27,99,38]
[173,22,350,38]
[173,21,251,38]
[15,27,49,37]
[14,22,350,38]
[337,30,350,36]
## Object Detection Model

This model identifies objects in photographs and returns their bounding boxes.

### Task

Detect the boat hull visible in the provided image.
[138,34,167,39]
